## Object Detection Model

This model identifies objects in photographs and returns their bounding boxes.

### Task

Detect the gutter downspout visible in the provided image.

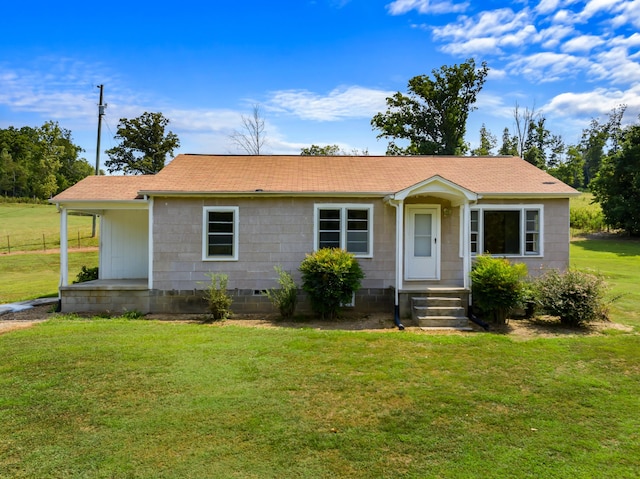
[389,198,405,330]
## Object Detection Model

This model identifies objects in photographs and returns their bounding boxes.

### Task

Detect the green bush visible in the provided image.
[299,248,364,320]
[470,255,527,324]
[203,273,233,321]
[264,266,298,318]
[73,265,99,283]
[570,206,606,232]
[534,269,609,326]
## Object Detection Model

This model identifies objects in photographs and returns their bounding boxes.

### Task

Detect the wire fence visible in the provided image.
[0,229,99,254]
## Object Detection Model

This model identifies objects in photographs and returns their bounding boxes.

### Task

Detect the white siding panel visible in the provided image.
[101,210,149,279]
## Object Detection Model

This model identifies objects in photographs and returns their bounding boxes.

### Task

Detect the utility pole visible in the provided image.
[92,84,106,237]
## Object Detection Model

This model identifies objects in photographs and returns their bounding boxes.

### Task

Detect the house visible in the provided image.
[50,154,579,326]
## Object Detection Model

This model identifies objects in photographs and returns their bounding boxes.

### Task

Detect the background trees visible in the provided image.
[105,112,180,175]
[0,122,92,199]
[591,121,640,236]
[300,144,369,156]
[371,58,489,155]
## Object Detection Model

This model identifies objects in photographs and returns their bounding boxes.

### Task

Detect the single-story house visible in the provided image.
[50,154,579,327]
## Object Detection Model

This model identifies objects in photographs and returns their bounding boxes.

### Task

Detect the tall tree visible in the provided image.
[470,124,497,156]
[591,121,640,236]
[512,103,538,157]
[498,127,519,156]
[581,105,627,185]
[105,112,180,175]
[229,104,268,155]
[371,58,489,155]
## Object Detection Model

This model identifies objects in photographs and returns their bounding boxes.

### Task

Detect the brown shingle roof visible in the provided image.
[146,154,578,196]
[52,154,579,203]
[51,175,156,202]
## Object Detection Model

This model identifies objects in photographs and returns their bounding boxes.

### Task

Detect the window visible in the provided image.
[470,206,542,256]
[203,207,239,260]
[315,204,373,257]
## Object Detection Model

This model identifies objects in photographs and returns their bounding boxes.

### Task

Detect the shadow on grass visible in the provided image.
[571,233,640,257]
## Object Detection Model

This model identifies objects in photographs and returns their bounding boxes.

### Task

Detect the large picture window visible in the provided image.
[470,206,542,256]
[315,204,373,257]
[203,206,239,260]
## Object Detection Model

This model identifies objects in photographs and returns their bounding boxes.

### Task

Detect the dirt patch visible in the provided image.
[0,305,634,338]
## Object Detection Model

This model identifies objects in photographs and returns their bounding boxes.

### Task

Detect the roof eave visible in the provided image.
[139,190,392,198]
[479,191,581,199]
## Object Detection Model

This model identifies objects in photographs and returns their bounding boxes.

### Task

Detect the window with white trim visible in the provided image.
[203,206,239,260]
[315,204,373,257]
[470,206,542,256]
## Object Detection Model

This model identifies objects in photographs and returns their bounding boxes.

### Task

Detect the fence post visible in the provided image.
[43,233,46,252]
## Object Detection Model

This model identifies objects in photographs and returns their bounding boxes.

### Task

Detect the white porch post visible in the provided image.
[392,199,404,303]
[60,206,69,287]
[462,202,471,290]
[147,197,154,289]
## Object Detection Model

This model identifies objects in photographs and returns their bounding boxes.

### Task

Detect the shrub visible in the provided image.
[570,206,606,233]
[264,266,298,318]
[534,269,609,326]
[470,255,527,324]
[203,273,233,321]
[73,265,99,283]
[299,248,364,320]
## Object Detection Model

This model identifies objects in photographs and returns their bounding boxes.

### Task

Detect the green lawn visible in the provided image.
[1,319,638,478]
[570,238,640,326]
[0,251,99,303]
[0,203,98,253]
[1,203,640,477]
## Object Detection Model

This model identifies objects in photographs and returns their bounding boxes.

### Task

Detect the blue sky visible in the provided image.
[1,0,639,164]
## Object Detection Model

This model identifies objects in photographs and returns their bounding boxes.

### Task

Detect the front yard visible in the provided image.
[1,235,639,478]
[1,317,639,479]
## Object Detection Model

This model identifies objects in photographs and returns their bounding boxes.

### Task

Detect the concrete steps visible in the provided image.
[411,296,472,331]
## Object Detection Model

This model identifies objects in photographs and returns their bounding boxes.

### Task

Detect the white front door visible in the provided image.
[405,206,440,280]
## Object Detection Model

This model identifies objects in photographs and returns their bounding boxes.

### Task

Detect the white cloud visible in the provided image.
[265,86,393,121]
[577,0,626,22]
[539,25,575,48]
[386,0,469,15]
[535,0,561,14]
[610,0,640,28]
[544,84,640,119]
[561,34,607,52]
[508,52,592,82]
[432,8,538,54]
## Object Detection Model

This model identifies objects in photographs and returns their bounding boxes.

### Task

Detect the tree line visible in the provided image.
[0,122,94,200]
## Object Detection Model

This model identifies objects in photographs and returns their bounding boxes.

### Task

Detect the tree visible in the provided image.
[591,121,640,236]
[371,58,489,155]
[581,105,626,186]
[300,144,369,156]
[105,112,180,175]
[0,122,90,199]
[548,145,584,188]
[512,103,538,157]
[470,124,497,156]
[229,104,268,155]
[498,127,518,156]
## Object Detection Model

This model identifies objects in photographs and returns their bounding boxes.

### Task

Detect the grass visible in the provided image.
[0,251,99,303]
[0,203,98,253]
[1,319,638,478]
[570,238,640,327]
